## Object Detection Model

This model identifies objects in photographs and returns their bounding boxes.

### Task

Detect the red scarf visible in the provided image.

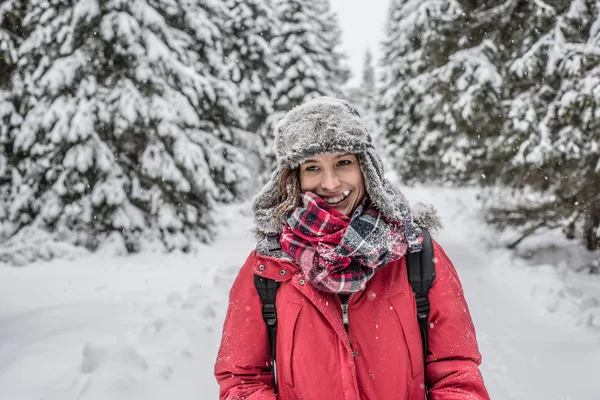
[280,192,412,294]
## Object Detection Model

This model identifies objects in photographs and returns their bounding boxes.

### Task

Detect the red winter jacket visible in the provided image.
[215,241,489,400]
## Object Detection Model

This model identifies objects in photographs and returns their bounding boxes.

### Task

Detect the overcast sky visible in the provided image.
[329,0,390,87]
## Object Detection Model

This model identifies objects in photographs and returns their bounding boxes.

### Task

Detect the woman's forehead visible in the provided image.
[302,153,356,163]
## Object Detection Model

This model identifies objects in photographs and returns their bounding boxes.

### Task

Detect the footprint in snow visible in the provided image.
[182,294,208,310]
[200,303,217,319]
[159,365,173,381]
[181,348,195,358]
[80,335,148,374]
[141,317,166,335]
[213,265,240,286]
[165,292,183,308]
[188,282,203,295]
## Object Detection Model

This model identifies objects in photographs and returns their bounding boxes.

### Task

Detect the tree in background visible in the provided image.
[4,0,257,257]
[347,49,376,109]
[485,1,600,250]
[314,0,351,89]
[361,49,376,109]
[0,0,26,240]
[224,0,279,134]
[378,0,600,250]
[262,0,350,164]
[348,49,376,112]
[0,0,24,80]
[377,0,504,183]
[359,48,393,176]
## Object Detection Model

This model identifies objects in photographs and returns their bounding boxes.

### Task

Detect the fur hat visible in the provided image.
[252,97,435,241]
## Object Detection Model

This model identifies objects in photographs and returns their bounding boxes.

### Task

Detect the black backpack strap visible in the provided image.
[254,233,282,391]
[254,275,280,391]
[266,232,281,252]
[406,229,436,360]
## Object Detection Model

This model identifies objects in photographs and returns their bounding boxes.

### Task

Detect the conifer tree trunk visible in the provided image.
[585,214,599,250]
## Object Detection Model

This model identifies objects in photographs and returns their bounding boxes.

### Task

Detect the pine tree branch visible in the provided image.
[506,221,549,249]
[532,0,556,15]
[563,42,600,58]
[0,27,22,44]
[471,0,518,29]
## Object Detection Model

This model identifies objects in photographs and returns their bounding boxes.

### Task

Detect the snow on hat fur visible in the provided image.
[252,96,436,238]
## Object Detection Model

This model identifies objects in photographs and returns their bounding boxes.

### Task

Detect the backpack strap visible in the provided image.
[266,232,281,252]
[254,232,282,391]
[406,229,436,360]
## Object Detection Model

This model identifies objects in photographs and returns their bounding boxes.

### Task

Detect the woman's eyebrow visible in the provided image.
[303,153,352,164]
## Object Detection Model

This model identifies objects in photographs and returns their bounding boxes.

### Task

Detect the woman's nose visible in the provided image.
[321,169,341,191]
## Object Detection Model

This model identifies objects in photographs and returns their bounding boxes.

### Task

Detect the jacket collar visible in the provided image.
[252,251,297,282]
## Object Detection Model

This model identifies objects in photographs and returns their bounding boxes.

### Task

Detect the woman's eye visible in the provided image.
[305,165,319,172]
[338,159,352,166]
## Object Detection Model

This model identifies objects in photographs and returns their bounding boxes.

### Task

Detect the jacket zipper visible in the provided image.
[341,302,349,328]
[339,293,355,333]
[338,291,362,398]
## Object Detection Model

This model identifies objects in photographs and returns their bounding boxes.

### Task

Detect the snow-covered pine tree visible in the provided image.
[224,0,279,134]
[361,49,376,110]
[353,48,389,177]
[485,0,600,250]
[0,0,26,240]
[263,0,350,150]
[0,0,24,81]
[7,0,256,255]
[347,49,376,113]
[379,0,600,250]
[348,49,376,113]
[377,0,504,183]
[314,0,351,89]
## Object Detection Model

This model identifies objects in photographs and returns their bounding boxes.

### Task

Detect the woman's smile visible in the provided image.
[323,190,350,205]
[299,153,365,216]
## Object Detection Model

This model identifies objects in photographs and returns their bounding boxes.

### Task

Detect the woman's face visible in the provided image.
[299,153,366,216]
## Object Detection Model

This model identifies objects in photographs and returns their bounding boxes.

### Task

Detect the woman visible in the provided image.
[215,97,490,400]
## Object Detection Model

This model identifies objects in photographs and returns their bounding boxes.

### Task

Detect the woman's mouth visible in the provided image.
[324,190,350,205]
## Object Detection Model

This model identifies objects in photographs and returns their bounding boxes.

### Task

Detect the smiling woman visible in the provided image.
[215,97,490,400]
[299,153,365,216]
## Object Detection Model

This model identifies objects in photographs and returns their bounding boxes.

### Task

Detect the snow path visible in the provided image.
[410,187,600,400]
[0,187,598,400]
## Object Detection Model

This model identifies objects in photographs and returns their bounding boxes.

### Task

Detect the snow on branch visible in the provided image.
[510,32,554,78]
[533,0,556,16]
[471,0,518,27]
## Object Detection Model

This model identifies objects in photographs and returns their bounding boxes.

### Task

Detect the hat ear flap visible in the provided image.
[252,168,284,235]
[358,148,395,217]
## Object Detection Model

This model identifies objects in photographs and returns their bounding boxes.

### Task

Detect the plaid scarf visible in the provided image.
[280,192,422,294]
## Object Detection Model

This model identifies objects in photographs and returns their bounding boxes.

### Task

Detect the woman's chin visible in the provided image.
[329,197,352,216]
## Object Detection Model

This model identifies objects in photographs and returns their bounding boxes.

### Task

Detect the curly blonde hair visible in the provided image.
[273,167,302,226]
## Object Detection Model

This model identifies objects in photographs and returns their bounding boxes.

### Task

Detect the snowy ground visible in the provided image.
[1,186,599,400]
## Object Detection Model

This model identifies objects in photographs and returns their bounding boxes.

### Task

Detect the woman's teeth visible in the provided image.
[325,190,350,205]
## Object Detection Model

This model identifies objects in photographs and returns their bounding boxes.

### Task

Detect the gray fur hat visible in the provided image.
[252,97,430,241]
